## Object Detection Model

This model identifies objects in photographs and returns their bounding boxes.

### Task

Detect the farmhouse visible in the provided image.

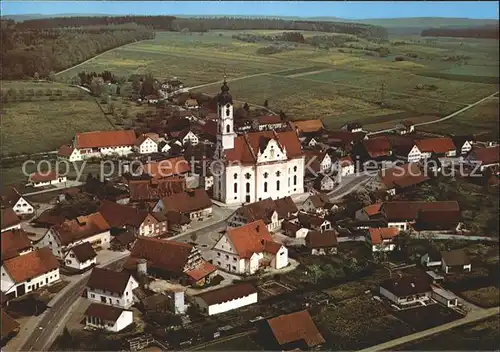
[63,242,97,271]
[304,150,332,175]
[263,310,325,350]
[85,268,139,309]
[138,156,191,180]
[355,203,382,221]
[367,227,400,252]
[84,303,133,332]
[302,193,334,215]
[153,188,212,221]
[313,174,336,191]
[212,80,305,205]
[297,213,332,232]
[38,212,111,258]
[71,130,137,160]
[57,144,81,162]
[1,248,60,299]
[464,146,500,172]
[1,187,34,216]
[1,208,21,232]
[126,175,186,203]
[194,283,258,316]
[414,209,461,232]
[98,200,168,237]
[169,129,200,146]
[228,197,298,232]
[415,137,457,158]
[441,249,471,274]
[367,162,430,196]
[333,155,355,176]
[252,115,286,131]
[27,171,67,188]
[125,237,217,287]
[134,134,158,154]
[451,136,474,155]
[380,200,460,231]
[379,274,432,306]
[282,220,310,239]
[1,229,33,260]
[212,220,288,275]
[305,230,338,255]
[291,119,325,135]
[355,136,393,163]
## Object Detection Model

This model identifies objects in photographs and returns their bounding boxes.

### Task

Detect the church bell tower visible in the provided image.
[216,74,236,155]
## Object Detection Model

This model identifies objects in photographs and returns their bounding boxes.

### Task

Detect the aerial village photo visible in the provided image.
[0,0,499,351]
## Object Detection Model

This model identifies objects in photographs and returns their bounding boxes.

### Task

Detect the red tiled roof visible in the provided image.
[184,261,217,281]
[52,212,110,245]
[226,220,281,258]
[3,248,59,283]
[236,198,277,225]
[415,137,456,154]
[225,130,302,164]
[291,119,324,133]
[306,230,338,249]
[140,156,190,179]
[256,115,282,125]
[57,144,75,157]
[267,310,325,348]
[75,130,136,149]
[86,267,132,295]
[380,163,429,189]
[1,229,33,260]
[381,201,460,222]
[196,283,257,305]
[1,207,21,230]
[369,227,399,245]
[84,303,129,321]
[98,200,148,228]
[470,146,500,165]
[362,203,382,216]
[1,309,20,340]
[29,171,58,183]
[363,136,392,158]
[128,176,186,202]
[159,188,212,214]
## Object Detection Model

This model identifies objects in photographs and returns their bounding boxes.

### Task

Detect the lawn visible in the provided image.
[460,286,500,308]
[397,316,500,351]
[1,100,114,157]
[420,96,499,137]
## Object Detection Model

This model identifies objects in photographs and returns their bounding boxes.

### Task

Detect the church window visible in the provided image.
[293,175,297,185]
[234,183,238,193]
[226,103,231,108]
[246,182,250,193]
[233,173,238,180]
[245,173,251,179]
[276,171,281,177]
[276,180,280,191]
[226,124,230,133]
[264,182,268,192]
[288,178,290,187]
[226,108,230,116]
[293,166,297,172]
[263,172,269,179]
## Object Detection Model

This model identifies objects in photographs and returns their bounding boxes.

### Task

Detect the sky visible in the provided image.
[1,1,498,19]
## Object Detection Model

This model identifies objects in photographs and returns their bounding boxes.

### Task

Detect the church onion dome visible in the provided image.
[218,79,233,105]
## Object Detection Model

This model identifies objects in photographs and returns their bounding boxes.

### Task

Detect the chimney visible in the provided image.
[137,258,148,276]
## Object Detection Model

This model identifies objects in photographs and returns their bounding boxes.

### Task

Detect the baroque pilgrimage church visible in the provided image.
[213,78,305,205]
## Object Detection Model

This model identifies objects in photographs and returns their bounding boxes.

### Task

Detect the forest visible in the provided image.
[421,25,499,39]
[1,16,387,79]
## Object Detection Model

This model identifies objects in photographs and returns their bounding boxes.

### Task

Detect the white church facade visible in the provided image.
[212,79,305,205]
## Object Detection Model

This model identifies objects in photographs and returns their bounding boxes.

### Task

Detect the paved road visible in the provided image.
[19,255,128,352]
[357,307,499,352]
[367,91,498,136]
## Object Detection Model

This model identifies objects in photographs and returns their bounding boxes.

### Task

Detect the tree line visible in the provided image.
[421,25,499,39]
[1,21,154,79]
[16,15,388,39]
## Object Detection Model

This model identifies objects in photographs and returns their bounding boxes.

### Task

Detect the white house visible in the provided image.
[212,79,305,205]
[1,248,60,299]
[1,187,35,216]
[170,130,199,146]
[27,171,67,188]
[395,145,422,163]
[85,267,139,309]
[37,212,111,259]
[415,137,457,158]
[84,303,134,332]
[368,227,400,252]
[1,229,33,260]
[212,220,288,275]
[297,213,332,232]
[333,156,355,177]
[314,174,335,191]
[69,130,137,160]
[57,144,82,162]
[301,193,334,215]
[63,242,97,271]
[441,249,471,274]
[305,230,338,255]
[1,208,21,233]
[379,274,432,306]
[134,135,158,154]
[194,283,258,316]
[464,146,499,172]
[281,220,310,239]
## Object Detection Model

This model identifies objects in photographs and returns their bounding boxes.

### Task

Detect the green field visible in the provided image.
[420,97,499,137]
[1,100,113,157]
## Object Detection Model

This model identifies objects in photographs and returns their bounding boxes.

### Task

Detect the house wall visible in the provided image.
[137,139,158,154]
[196,292,258,316]
[1,266,60,298]
[387,221,409,231]
[183,132,199,145]
[1,223,22,233]
[64,251,96,271]
[272,246,288,269]
[86,277,138,309]
[13,197,35,215]
[115,310,134,331]
[39,229,111,258]
[442,262,471,274]
[86,310,133,332]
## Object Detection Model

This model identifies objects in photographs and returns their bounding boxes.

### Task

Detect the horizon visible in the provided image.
[1,1,498,20]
